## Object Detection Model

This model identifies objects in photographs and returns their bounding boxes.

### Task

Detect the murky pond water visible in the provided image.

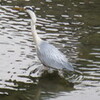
[0,0,100,100]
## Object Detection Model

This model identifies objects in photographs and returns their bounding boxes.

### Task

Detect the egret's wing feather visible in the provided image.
[37,41,74,72]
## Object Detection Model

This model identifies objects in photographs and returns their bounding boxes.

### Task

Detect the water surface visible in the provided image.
[0,0,100,100]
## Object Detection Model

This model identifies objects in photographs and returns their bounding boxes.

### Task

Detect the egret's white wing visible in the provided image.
[37,41,74,72]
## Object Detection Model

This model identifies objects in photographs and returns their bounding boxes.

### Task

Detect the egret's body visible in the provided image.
[19,7,75,72]
[37,41,74,71]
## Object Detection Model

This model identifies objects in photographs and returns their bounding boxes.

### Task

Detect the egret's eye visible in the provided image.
[24,6,35,12]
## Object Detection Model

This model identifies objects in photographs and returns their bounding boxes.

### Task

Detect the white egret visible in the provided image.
[14,7,75,73]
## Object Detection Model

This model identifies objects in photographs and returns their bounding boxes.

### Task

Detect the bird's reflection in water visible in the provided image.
[24,71,75,100]
[1,71,74,100]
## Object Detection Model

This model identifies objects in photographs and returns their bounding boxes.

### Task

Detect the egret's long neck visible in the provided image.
[31,21,41,45]
[27,10,41,45]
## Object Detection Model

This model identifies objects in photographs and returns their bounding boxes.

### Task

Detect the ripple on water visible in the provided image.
[0,2,100,99]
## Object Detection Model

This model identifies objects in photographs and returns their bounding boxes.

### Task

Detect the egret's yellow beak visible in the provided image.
[12,7,24,11]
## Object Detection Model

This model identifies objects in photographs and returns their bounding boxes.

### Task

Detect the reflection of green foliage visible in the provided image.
[79,34,100,46]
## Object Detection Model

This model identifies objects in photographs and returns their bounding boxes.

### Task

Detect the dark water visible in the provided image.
[0,0,100,100]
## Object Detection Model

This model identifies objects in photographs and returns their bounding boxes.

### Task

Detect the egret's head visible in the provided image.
[24,6,36,24]
[13,6,37,24]
[24,6,35,12]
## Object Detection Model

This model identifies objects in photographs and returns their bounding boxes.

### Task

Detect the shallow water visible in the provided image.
[0,0,100,100]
